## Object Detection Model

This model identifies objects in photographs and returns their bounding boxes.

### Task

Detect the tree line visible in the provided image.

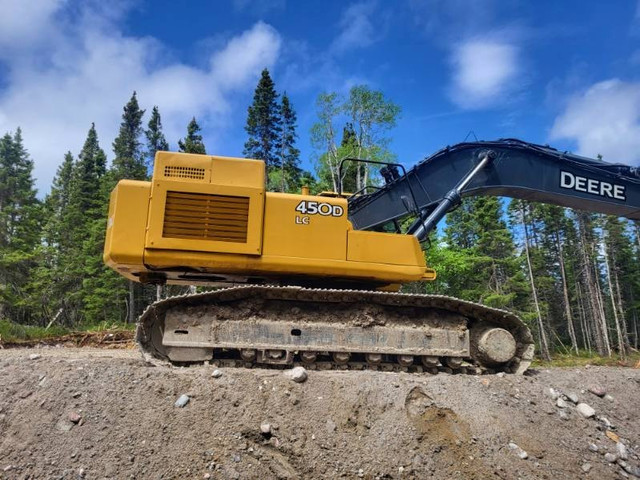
[0,68,638,359]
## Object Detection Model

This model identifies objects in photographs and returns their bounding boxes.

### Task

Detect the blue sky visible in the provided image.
[1,0,640,195]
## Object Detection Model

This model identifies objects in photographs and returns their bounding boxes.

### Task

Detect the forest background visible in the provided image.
[1,69,638,361]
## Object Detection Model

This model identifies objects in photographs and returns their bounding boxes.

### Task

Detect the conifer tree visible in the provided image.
[276,92,301,192]
[112,92,146,181]
[0,128,41,323]
[145,106,169,171]
[178,117,206,154]
[244,69,281,170]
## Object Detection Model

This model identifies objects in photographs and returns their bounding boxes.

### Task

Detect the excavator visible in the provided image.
[103,139,640,374]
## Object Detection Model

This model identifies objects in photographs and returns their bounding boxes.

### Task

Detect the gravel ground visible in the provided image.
[0,347,639,479]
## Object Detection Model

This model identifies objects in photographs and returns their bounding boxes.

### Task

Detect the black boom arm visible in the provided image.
[347,139,640,241]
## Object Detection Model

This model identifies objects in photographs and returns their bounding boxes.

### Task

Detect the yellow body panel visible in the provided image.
[104,151,436,288]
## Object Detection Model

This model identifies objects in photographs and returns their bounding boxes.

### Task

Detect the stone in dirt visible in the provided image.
[68,412,82,424]
[28,354,41,360]
[605,453,617,463]
[56,419,74,432]
[576,403,595,418]
[174,394,190,408]
[547,388,561,400]
[508,442,528,460]
[284,366,307,383]
[260,423,271,435]
[588,385,606,397]
[556,398,569,409]
[566,392,579,404]
[588,443,599,452]
[581,463,592,473]
[617,442,628,461]
[211,369,223,378]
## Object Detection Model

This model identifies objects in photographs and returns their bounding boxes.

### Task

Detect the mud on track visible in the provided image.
[0,347,639,479]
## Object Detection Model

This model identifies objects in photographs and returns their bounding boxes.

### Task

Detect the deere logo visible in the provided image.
[560,171,626,201]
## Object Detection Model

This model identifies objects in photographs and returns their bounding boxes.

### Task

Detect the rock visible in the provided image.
[588,385,606,397]
[604,394,614,402]
[581,463,592,473]
[211,369,222,378]
[326,419,337,433]
[78,468,86,478]
[623,463,640,478]
[56,419,74,432]
[547,388,561,400]
[556,398,569,409]
[28,354,41,360]
[576,403,596,418]
[558,411,570,421]
[617,442,629,461]
[174,394,190,408]
[566,392,579,404]
[357,468,364,477]
[598,417,613,429]
[496,372,506,378]
[589,443,599,453]
[204,474,211,479]
[605,453,617,463]
[68,412,82,424]
[508,442,528,460]
[260,423,271,435]
[284,366,307,383]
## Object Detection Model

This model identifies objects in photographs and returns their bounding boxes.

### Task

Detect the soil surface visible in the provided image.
[0,347,639,480]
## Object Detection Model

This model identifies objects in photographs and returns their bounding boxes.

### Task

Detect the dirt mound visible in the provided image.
[0,348,639,479]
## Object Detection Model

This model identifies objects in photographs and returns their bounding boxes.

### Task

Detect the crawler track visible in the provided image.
[136,286,535,374]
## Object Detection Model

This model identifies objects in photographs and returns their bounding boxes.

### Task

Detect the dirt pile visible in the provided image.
[0,348,639,479]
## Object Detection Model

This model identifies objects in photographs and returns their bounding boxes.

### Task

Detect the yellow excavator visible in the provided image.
[104,139,640,374]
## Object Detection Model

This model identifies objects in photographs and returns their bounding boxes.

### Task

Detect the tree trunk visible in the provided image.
[520,204,551,360]
[128,281,135,324]
[556,232,578,353]
[603,237,625,358]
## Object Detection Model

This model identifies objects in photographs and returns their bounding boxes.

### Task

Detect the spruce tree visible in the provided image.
[112,92,146,181]
[244,68,281,170]
[145,106,169,171]
[178,117,206,154]
[0,128,42,324]
[277,92,301,192]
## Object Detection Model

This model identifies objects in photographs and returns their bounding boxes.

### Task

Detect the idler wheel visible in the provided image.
[471,325,517,366]
[421,356,439,367]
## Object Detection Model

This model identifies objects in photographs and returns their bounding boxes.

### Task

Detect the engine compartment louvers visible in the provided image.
[162,191,249,243]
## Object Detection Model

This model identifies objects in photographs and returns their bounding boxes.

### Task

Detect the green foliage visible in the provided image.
[178,117,206,154]
[112,91,146,181]
[244,68,281,169]
[0,319,68,342]
[145,106,169,171]
[311,86,400,193]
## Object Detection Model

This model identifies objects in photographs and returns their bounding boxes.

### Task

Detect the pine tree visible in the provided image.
[0,128,42,324]
[178,117,206,154]
[276,92,301,192]
[145,106,169,171]
[244,69,281,171]
[112,92,146,181]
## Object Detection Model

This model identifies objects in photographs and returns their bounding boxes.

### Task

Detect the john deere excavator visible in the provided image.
[103,139,640,374]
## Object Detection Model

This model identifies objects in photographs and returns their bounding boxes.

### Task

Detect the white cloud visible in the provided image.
[0,0,64,52]
[449,40,519,109]
[331,1,379,54]
[0,3,281,195]
[551,79,640,165]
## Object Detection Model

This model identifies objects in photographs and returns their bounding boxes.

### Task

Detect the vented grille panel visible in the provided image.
[163,191,249,243]
[164,166,206,180]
